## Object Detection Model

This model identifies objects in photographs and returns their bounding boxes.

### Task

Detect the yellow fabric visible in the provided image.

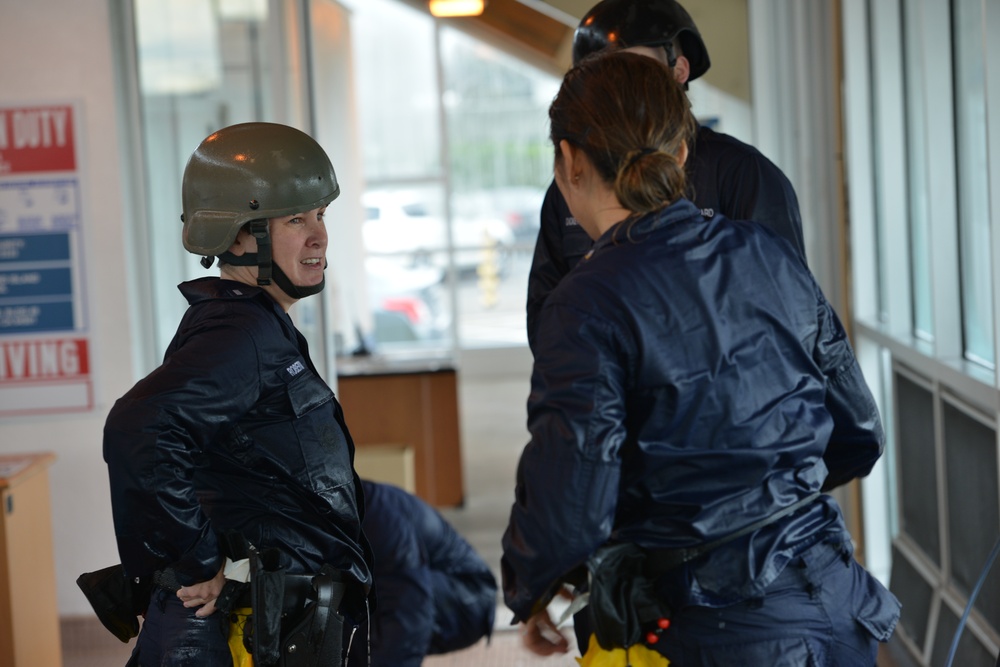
[228,607,254,667]
[576,633,670,667]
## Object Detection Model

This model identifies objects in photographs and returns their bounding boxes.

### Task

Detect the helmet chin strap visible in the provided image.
[249,219,273,286]
[272,261,326,298]
[216,250,327,299]
[215,219,325,299]
[215,219,272,286]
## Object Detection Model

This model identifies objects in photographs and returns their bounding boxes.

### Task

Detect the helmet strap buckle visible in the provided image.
[249,219,272,286]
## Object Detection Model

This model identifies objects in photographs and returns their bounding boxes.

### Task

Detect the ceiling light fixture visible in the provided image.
[428,0,485,17]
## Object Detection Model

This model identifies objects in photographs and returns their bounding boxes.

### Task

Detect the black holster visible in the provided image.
[245,542,348,667]
[246,544,285,665]
[279,565,347,667]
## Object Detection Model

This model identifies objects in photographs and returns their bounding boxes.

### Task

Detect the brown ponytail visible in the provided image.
[550,50,696,219]
[614,148,687,216]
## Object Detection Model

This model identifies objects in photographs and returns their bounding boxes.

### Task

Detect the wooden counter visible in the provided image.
[0,452,61,667]
[337,357,463,507]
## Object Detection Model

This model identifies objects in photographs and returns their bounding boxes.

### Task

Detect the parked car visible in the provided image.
[362,190,513,277]
[365,256,450,347]
[452,186,546,243]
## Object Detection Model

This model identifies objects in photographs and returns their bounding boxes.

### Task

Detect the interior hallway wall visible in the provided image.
[0,0,132,615]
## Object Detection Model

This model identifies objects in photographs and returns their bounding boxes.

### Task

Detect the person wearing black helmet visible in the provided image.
[526,0,807,353]
[102,122,374,666]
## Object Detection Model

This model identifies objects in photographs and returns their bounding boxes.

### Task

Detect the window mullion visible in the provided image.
[986,0,1000,387]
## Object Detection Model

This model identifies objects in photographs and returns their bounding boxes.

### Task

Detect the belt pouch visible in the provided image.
[586,543,670,651]
[281,565,347,667]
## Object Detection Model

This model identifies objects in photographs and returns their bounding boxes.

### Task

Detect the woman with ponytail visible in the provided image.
[501,51,899,666]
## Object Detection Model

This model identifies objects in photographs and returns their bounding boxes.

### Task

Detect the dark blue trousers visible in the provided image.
[127,588,231,667]
[655,540,900,666]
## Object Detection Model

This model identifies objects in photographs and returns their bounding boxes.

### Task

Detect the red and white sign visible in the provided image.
[0,337,92,415]
[0,100,92,417]
[0,337,89,380]
[0,105,76,175]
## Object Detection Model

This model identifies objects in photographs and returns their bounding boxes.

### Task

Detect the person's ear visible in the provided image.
[558,139,584,186]
[677,140,689,167]
[228,227,255,257]
[672,55,691,85]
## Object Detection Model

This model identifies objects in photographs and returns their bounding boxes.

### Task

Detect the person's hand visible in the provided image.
[176,564,226,618]
[520,608,570,656]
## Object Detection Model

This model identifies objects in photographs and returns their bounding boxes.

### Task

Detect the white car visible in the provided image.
[365,256,449,346]
[452,186,545,243]
[361,191,513,276]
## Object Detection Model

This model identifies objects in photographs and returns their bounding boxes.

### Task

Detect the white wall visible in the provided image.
[0,0,133,615]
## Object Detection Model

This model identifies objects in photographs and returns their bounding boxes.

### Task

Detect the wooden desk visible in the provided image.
[0,452,61,667]
[337,358,463,507]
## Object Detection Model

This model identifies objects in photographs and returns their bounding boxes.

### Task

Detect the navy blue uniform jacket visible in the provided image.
[527,124,805,352]
[104,278,373,602]
[502,199,883,621]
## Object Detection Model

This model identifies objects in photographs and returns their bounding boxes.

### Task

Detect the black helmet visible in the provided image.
[181,122,339,258]
[572,0,711,82]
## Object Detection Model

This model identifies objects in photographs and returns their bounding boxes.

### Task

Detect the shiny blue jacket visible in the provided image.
[348,480,496,667]
[502,199,883,621]
[104,278,373,601]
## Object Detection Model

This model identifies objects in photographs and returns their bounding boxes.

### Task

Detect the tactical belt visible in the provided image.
[152,568,318,615]
[153,565,347,667]
[239,573,314,613]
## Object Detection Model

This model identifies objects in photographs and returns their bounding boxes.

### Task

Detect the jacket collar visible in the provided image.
[586,198,703,258]
[179,276,264,304]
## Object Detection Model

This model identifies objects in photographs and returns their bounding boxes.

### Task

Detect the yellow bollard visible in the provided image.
[477,230,500,308]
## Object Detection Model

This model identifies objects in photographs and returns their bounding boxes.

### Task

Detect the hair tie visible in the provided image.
[624,146,658,170]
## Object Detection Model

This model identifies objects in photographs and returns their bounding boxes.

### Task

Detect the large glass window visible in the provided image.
[953,0,993,367]
[846,0,1000,661]
[346,0,558,356]
[351,1,441,182]
[344,0,756,357]
[346,0,451,357]
[440,27,557,348]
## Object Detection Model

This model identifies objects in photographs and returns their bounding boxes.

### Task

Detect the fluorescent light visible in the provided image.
[218,0,268,21]
[428,0,485,17]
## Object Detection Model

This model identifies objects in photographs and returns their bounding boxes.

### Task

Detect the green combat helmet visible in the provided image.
[180,122,339,294]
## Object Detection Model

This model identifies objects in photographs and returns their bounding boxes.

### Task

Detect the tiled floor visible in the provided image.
[61,371,906,666]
